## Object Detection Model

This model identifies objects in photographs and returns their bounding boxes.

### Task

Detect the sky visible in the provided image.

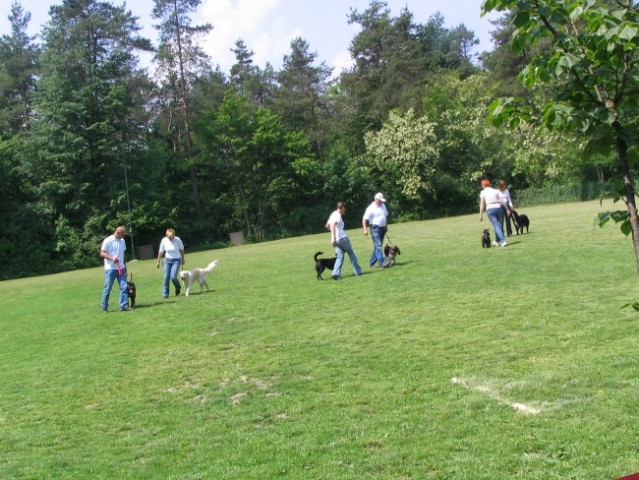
[0,0,500,76]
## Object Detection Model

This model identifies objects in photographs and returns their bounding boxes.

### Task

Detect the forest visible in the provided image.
[1,0,637,279]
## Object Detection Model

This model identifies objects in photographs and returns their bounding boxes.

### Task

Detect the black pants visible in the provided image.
[502,207,513,236]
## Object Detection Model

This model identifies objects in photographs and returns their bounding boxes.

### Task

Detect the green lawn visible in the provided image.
[2,200,638,480]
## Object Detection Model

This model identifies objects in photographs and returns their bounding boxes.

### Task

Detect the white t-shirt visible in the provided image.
[326,210,347,241]
[480,187,503,210]
[101,235,126,270]
[159,236,184,259]
[499,188,513,208]
[363,202,388,227]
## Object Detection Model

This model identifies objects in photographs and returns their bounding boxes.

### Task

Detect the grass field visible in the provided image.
[2,200,638,480]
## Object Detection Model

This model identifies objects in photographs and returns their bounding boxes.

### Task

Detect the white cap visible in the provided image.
[374,192,386,202]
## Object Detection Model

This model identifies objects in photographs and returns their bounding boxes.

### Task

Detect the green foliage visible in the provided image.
[364,108,438,199]
[275,36,332,161]
[152,0,213,219]
[194,90,314,240]
[596,178,635,237]
[483,0,639,272]
[340,1,480,130]
[484,0,639,145]
[0,2,38,139]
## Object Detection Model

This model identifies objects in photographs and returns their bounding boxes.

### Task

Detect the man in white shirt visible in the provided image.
[99,226,128,312]
[362,192,389,267]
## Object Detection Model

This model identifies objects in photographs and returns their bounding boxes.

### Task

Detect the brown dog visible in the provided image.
[127,273,136,308]
[382,244,401,267]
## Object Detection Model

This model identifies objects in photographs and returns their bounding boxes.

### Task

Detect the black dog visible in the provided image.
[314,251,336,280]
[382,244,401,267]
[127,273,136,308]
[481,229,491,248]
[511,210,530,235]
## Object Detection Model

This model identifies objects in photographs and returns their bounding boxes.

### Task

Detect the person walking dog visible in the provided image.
[326,201,362,280]
[479,178,507,247]
[362,192,389,268]
[157,228,185,298]
[100,226,129,312]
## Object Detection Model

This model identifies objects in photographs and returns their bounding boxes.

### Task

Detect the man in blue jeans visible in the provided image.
[99,226,129,312]
[326,202,362,280]
[362,192,389,267]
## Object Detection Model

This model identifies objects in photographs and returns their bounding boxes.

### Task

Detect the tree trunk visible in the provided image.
[174,7,202,219]
[616,127,639,274]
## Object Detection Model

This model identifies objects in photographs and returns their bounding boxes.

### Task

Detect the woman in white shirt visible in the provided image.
[156,228,185,298]
[498,180,514,237]
[479,179,507,247]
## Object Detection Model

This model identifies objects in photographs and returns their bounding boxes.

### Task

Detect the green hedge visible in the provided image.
[513,182,616,208]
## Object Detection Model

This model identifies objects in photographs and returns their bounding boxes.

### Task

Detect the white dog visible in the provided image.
[179,260,218,296]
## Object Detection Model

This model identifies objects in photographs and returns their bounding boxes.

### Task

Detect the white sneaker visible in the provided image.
[492,241,499,247]
[501,241,507,247]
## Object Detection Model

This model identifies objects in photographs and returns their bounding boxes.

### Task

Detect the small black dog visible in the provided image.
[314,251,336,280]
[382,244,401,267]
[481,229,491,248]
[127,273,137,308]
[511,210,530,235]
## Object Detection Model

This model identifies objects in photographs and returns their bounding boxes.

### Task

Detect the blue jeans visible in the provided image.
[332,237,362,278]
[101,268,128,310]
[369,226,385,266]
[487,208,505,243]
[163,258,182,298]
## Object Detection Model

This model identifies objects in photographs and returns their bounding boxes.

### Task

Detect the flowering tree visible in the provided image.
[364,109,439,199]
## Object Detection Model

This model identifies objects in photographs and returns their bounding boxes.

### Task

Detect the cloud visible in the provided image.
[330,49,353,78]
[200,0,294,73]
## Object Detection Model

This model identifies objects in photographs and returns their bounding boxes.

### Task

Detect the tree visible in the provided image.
[340,1,428,128]
[275,37,332,161]
[364,108,439,202]
[481,12,534,97]
[441,24,480,77]
[152,0,212,219]
[229,38,277,106]
[19,0,153,269]
[482,0,639,274]
[0,2,49,279]
[195,90,313,240]
[0,1,38,138]
[421,73,506,213]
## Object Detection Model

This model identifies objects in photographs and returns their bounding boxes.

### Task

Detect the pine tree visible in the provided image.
[0,1,39,137]
[275,37,332,162]
[21,0,153,267]
[152,0,212,219]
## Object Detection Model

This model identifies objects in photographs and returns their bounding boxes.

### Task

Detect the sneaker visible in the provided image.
[331,275,340,280]
[175,287,181,296]
[120,307,129,312]
[102,308,108,314]
[501,241,508,247]
[492,241,499,247]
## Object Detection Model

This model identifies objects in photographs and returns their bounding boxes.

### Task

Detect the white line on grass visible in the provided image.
[451,377,542,415]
